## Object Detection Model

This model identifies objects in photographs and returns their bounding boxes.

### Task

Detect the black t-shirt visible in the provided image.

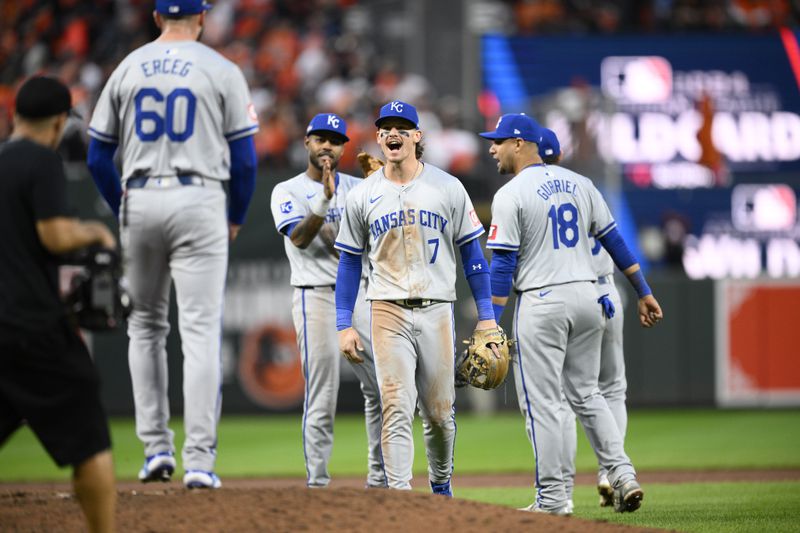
[0,138,71,333]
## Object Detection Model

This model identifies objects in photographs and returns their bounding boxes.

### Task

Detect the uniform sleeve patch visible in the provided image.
[488,224,498,241]
[280,201,293,214]
[469,209,481,227]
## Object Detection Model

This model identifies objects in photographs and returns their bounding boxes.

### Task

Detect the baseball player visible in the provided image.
[269,113,385,488]
[334,101,497,495]
[86,0,259,489]
[482,114,662,514]
[538,128,629,508]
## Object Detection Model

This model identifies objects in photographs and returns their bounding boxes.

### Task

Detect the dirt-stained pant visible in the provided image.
[291,282,384,487]
[124,185,227,473]
[370,300,456,490]
[513,281,635,512]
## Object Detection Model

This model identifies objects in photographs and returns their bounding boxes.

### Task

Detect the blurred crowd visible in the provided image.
[0,0,797,178]
[511,0,798,34]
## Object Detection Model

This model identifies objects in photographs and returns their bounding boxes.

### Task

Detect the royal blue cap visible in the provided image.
[155,0,212,15]
[538,128,561,158]
[479,113,542,143]
[306,113,349,141]
[375,100,419,129]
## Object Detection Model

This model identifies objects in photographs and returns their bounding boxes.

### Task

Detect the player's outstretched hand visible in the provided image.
[322,159,336,200]
[229,223,241,241]
[638,295,663,328]
[338,327,365,364]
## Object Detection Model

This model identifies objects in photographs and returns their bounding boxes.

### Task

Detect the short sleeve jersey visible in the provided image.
[335,164,484,301]
[487,164,616,291]
[0,139,71,332]
[591,238,615,278]
[270,172,363,286]
[88,41,258,182]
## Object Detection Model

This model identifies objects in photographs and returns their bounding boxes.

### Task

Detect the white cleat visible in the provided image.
[517,502,572,516]
[138,452,176,483]
[183,470,222,489]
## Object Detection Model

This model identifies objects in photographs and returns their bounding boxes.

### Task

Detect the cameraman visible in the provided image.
[0,76,117,533]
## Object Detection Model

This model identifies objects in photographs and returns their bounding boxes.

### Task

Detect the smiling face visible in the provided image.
[305,131,346,170]
[376,118,421,163]
[488,138,519,175]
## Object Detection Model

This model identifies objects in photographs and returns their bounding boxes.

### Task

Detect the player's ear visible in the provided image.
[153,11,162,30]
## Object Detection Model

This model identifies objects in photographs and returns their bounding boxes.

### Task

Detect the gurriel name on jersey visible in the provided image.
[536,178,578,201]
[369,208,448,241]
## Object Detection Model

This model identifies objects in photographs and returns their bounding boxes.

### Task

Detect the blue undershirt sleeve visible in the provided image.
[227,135,257,225]
[86,138,122,217]
[597,227,637,271]
[598,227,652,298]
[489,249,518,321]
[459,239,493,321]
[335,251,363,330]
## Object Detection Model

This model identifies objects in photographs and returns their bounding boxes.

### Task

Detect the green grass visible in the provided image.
[459,482,800,533]
[2,410,800,481]
[2,409,799,532]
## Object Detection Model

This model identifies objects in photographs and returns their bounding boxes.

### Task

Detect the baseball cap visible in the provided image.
[479,113,542,143]
[306,113,349,142]
[155,0,212,15]
[375,100,419,129]
[538,128,561,158]
[15,76,77,120]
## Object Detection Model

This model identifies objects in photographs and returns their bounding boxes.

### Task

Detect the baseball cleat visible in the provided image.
[430,480,453,498]
[183,470,222,490]
[613,479,644,513]
[138,452,176,483]
[517,502,572,516]
[597,476,614,507]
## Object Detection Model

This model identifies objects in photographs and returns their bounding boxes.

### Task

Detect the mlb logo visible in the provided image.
[280,201,293,214]
[488,224,498,241]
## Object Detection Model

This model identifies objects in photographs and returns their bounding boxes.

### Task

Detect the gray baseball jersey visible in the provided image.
[270,170,384,487]
[334,163,483,490]
[489,164,636,512]
[88,41,258,182]
[88,38,257,481]
[270,172,359,287]
[335,164,484,301]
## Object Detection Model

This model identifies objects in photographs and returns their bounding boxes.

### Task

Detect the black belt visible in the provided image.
[126,175,218,189]
[296,285,335,290]
[390,298,440,309]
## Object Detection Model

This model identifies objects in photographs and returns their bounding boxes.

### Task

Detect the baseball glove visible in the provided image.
[455,326,511,390]
[357,152,384,177]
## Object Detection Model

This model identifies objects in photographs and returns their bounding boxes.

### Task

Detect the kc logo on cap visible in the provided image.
[375,100,419,129]
[306,113,349,141]
[479,113,542,143]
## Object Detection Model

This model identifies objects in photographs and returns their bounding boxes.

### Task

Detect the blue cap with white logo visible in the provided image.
[375,100,419,129]
[538,128,561,159]
[479,113,542,143]
[155,0,212,15]
[306,113,349,142]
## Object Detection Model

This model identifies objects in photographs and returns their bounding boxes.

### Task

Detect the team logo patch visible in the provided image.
[469,209,481,227]
[280,201,293,214]
[248,102,258,122]
[488,224,498,241]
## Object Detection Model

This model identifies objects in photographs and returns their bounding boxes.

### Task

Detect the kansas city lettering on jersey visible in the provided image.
[369,209,449,240]
[140,58,193,78]
[536,179,578,201]
[324,206,343,225]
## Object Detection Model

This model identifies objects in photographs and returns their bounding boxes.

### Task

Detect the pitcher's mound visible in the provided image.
[2,486,665,532]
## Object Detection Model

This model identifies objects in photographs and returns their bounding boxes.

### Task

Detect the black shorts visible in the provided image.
[0,319,111,468]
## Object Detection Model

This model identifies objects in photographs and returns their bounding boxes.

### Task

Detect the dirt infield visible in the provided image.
[2,470,797,532]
